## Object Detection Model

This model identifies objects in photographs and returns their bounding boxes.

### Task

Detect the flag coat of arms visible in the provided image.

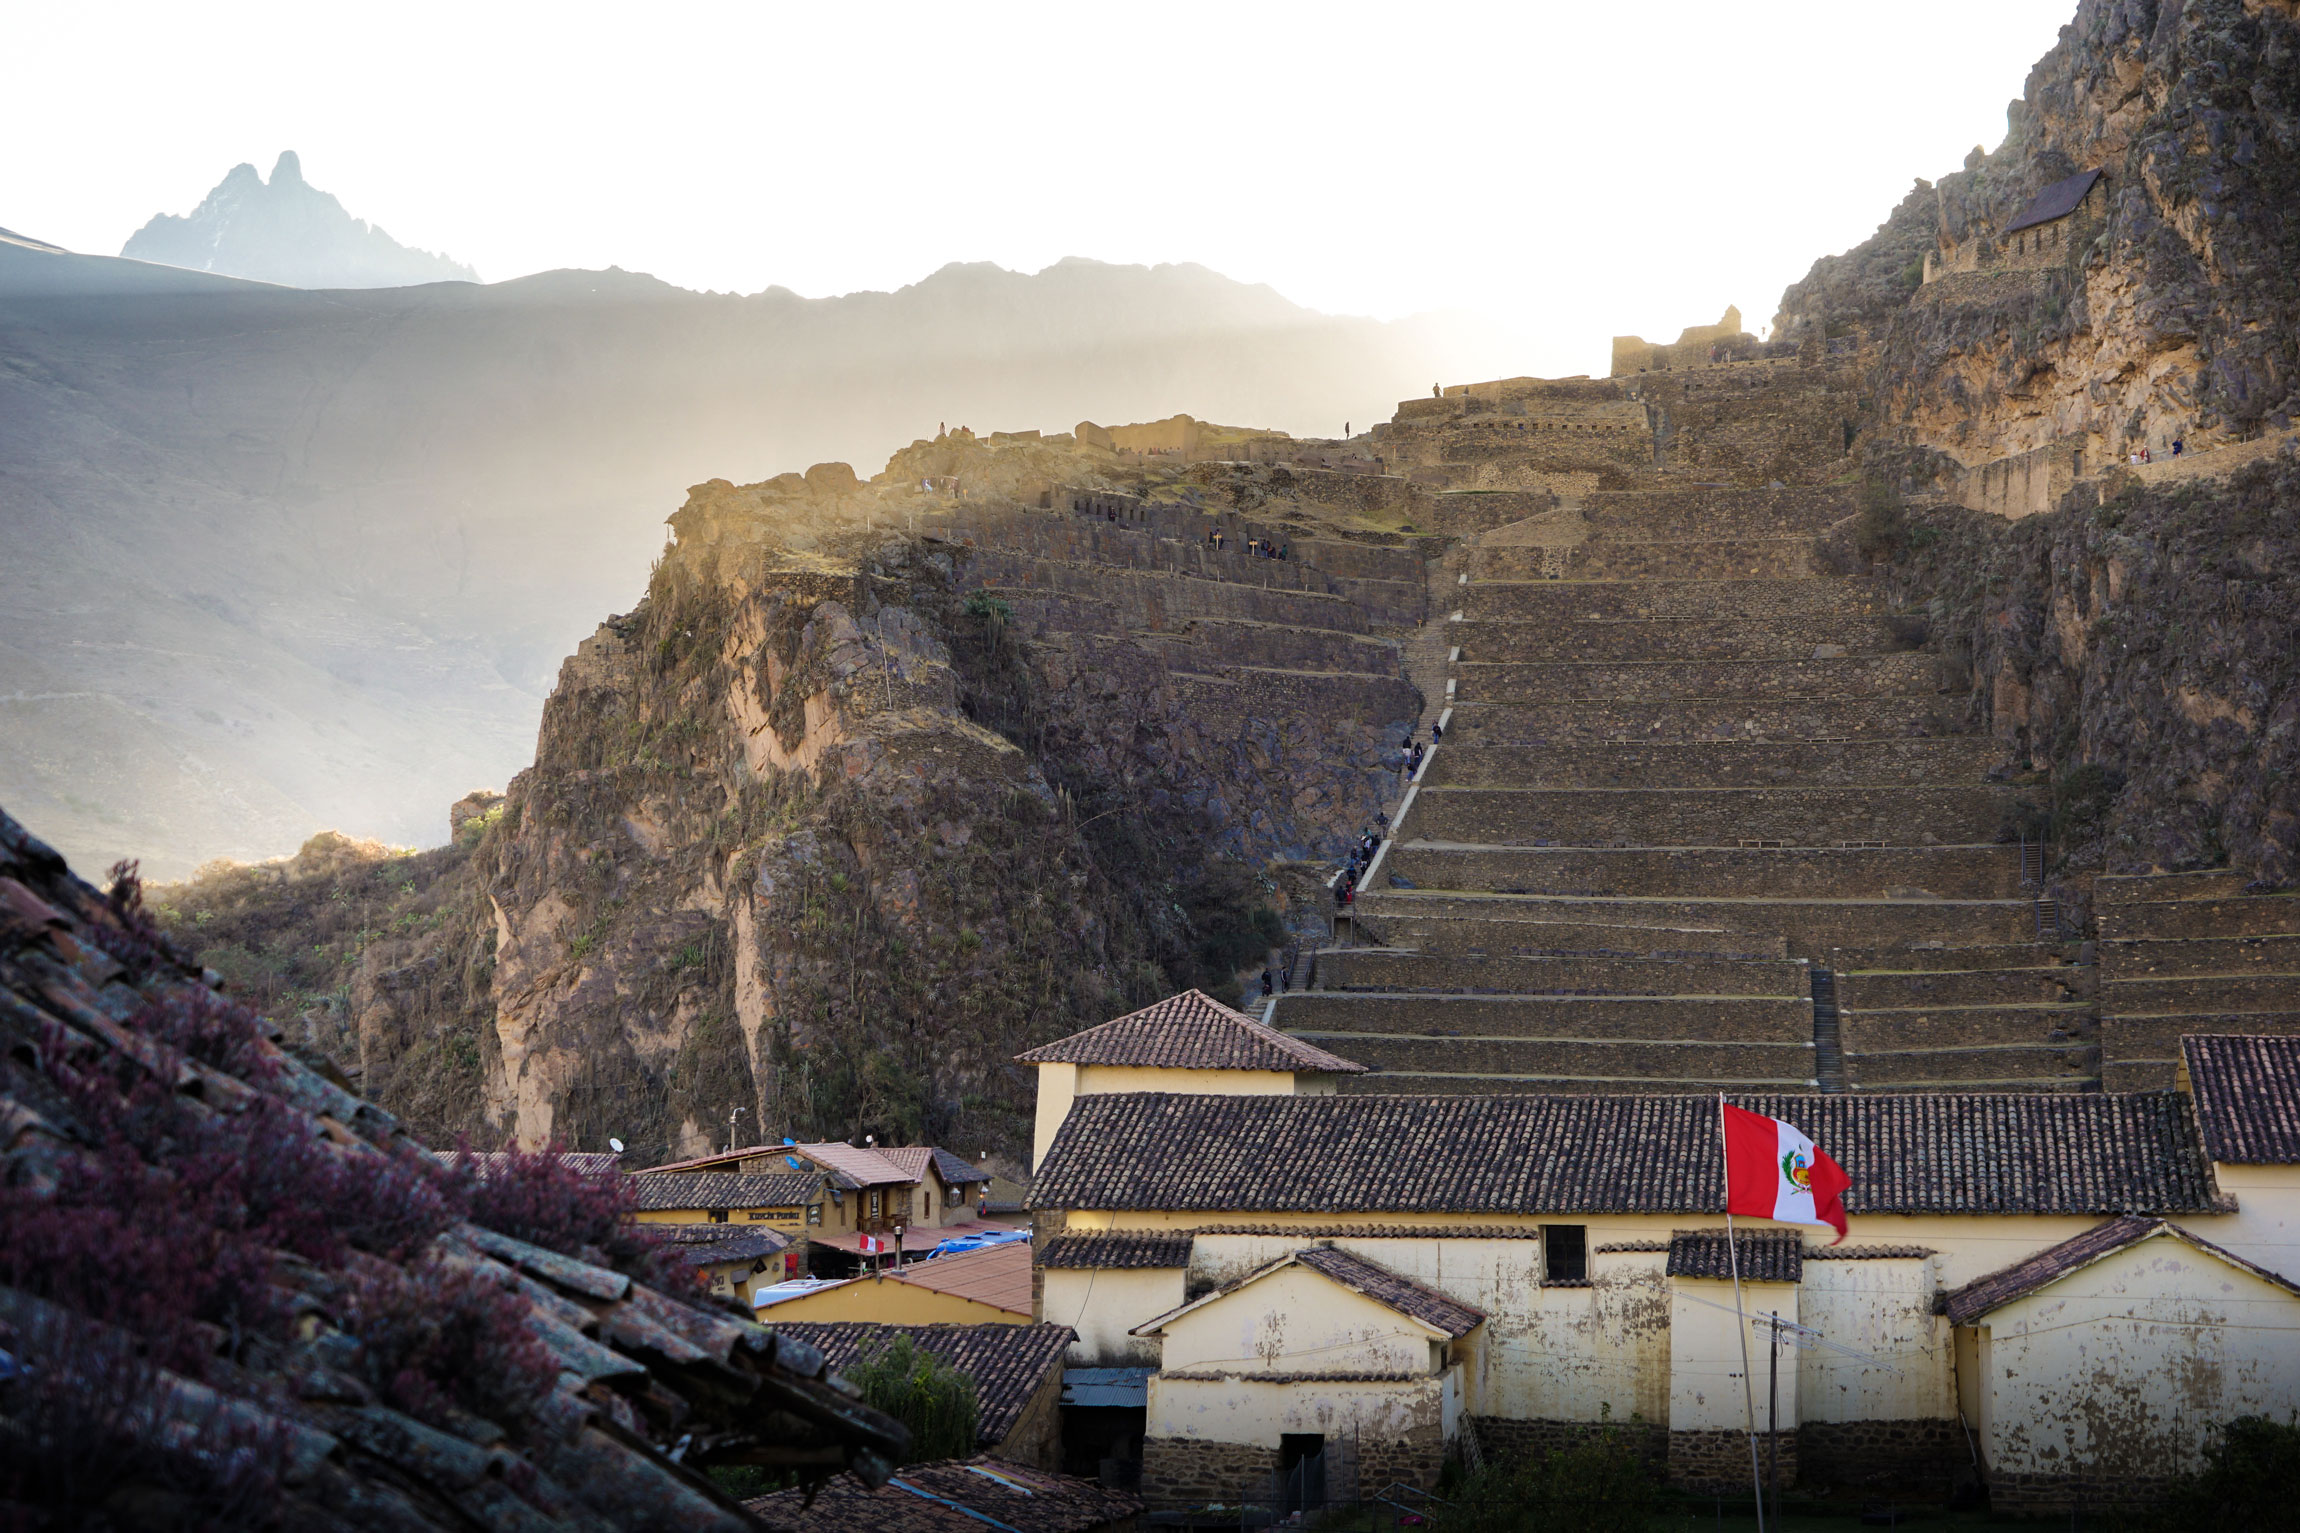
[1722,1102,1851,1241]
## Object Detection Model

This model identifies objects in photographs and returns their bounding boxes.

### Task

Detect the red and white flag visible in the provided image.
[859,1233,887,1256]
[1722,1102,1851,1243]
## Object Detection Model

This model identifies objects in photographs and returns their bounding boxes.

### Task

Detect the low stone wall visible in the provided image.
[1321,949,1806,998]
[1439,695,1956,746]
[1987,1468,2179,1517]
[1794,1419,1966,1496]
[1842,1040,2099,1088]
[1311,1032,1817,1085]
[1454,612,1905,664]
[1357,1422,1447,1494]
[1836,968,2085,1008]
[1668,1429,1798,1492]
[1382,842,2024,902]
[1427,738,2008,791]
[1454,652,1937,704]
[1353,886,2034,956]
[1464,576,1880,622]
[1405,783,2019,848]
[1277,990,1810,1042]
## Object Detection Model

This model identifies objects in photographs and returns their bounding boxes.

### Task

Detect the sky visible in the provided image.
[6,0,2074,377]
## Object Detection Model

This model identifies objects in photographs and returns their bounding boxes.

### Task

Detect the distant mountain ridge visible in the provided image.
[0,235,1491,879]
[121,150,477,288]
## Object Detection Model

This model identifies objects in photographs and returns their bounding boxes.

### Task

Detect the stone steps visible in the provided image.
[1476,539,1819,582]
[1349,909,1791,960]
[1454,653,1939,704]
[1403,785,2024,847]
[1836,968,2090,1008]
[1462,578,1883,622]
[1450,615,1913,663]
[1442,697,1960,745]
[1317,947,1808,997]
[1275,991,1812,1040]
[2096,895,2300,941]
[1290,1029,1817,1085]
[2099,934,2300,979]
[2103,975,2300,1013]
[1383,843,2024,901]
[1427,739,2012,790]
[1353,889,2037,955]
[1840,1043,2101,1090]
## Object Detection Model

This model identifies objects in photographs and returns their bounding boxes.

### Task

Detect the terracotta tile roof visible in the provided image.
[641,1143,792,1174]
[1032,1092,2224,1218]
[1015,988,1367,1073]
[631,1170,825,1211]
[2184,1035,2300,1163]
[880,1146,994,1185]
[800,1141,919,1187]
[1295,1246,1485,1337]
[1160,1369,1431,1384]
[0,806,907,1524]
[665,1226,791,1265]
[765,1325,1075,1448]
[889,1242,1035,1316]
[1805,1245,1935,1260]
[432,1149,624,1178]
[746,1456,1140,1533]
[1190,1223,1543,1240]
[1667,1229,1803,1284]
[1040,1233,1194,1269]
[1944,1216,2300,1325]
[2005,167,2103,234]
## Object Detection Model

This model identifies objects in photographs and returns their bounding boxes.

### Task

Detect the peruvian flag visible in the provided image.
[1722,1102,1851,1243]
[859,1233,887,1255]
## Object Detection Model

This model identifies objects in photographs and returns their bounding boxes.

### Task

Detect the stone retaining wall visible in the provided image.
[1454,613,1907,663]
[1442,695,1956,746]
[1667,1429,1799,1492]
[1382,843,2024,902]
[1139,1437,1277,1508]
[1405,783,2019,847]
[1795,1419,1965,1495]
[1427,738,2008,790]
[1463,577,1881,622]
[1454,652,1937,703]
[1472,1416,1668,1471]
[1277,990,1812,1041]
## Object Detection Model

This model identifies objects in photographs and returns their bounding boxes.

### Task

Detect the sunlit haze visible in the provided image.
[11,0,2071,379]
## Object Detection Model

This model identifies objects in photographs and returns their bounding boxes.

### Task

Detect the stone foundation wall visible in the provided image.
[1795,1419,1967,1495]
[1140,1437,1277,1509]
[1987,1469,2178,1516]
[1668,1429,1798,1492]
[1472,1416,1668,1471]
[1357,1423,1447,1494]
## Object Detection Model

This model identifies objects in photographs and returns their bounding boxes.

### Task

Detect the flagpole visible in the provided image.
[1719,1093,1766,1533]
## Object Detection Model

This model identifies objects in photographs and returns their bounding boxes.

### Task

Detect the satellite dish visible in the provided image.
[609,1138,626,1153]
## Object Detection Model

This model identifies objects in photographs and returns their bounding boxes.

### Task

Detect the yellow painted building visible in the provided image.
[756,1242,1036,1326]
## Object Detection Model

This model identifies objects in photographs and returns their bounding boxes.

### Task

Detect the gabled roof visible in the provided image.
[888,1241,1035,1316]
[880,1145,994,1186]
[799,1141,919,1187]
[1015,989,1367,1073]
[1032,1092,2224,1217]
[433,1149,624,1178]
[2005,168,2103,234]
[642,1143,792,1175]
[1040,1232,1195,1269]
[1667,1229,1803,1285]
[1132,1247,1483,1340]
[631,1170,826,1211]
[1944,1215,2300,1325]
[2183,1035,2300,1163]
[765,1325,1076,1448]
[666,1225,791,1265]
[746,1455,1141,1533]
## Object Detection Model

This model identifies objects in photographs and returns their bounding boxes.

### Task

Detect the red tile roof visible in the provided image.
[765,1325,1074,1448]
[631,1170,826,1211]
[2183,1035,2300,1164]
[881,1146,994,1186]
[888,1242,1035,1316]
[1039,1233,1194,1269]
[747,1456,1140,1533]
[1666,1229,1803,1284]
[1944,1216,2300,1325]
[800,1141,919,1187]
[1015,989,1366,1073]
[1034,1092,2224,1218]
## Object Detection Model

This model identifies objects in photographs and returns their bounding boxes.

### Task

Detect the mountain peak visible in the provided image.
[121,152,476,289]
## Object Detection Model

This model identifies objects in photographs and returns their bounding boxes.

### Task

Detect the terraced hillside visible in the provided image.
[1277,358,2094,1096]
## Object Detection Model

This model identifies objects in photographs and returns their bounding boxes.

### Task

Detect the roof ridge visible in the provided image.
[1015,988,1367,1073]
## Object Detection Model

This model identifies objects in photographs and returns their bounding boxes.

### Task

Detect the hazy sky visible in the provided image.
[8,1,2073,375]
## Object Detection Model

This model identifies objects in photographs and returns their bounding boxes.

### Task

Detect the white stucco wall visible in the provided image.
[2206,1164,2300,1280]
[1670,1279,1798,1434]
[1975,1233,2300,1482]
[1156,1264,1441,1378]
[1148,1374,1446,1448]
[1042,1265,1183,1366]
[1797,1256,1952,1423]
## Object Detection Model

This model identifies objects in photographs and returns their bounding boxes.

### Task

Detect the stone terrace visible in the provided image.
[1274,372,2078,1096]
[2095,871,2300,1089]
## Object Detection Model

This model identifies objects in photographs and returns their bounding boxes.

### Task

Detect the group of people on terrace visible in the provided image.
[1203,526,1290,560]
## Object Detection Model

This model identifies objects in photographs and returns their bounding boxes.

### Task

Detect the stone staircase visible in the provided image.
[2096,870,2300,1089]
[1273,474,2077,1095]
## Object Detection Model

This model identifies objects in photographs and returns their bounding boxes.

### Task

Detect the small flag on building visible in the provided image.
[1722,1102,1851,1243]
[859,1233,886,1256]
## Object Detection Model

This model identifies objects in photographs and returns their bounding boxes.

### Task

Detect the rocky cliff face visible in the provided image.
[164,430,1425,1162]
[1778,0,2300,469]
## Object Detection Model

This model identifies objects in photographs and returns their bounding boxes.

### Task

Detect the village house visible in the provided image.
[1021,998,2300,1514]
[1924,166,2106,284]
[636,1141,1016,1268]
[754,1241,1036,1326]
[663,1225,795,1302]
[630,1168,837,1239]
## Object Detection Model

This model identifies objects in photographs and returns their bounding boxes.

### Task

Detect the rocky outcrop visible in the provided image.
[1869,452,2300,890]
[1778,0,2300,468]
[122,150,478,287]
